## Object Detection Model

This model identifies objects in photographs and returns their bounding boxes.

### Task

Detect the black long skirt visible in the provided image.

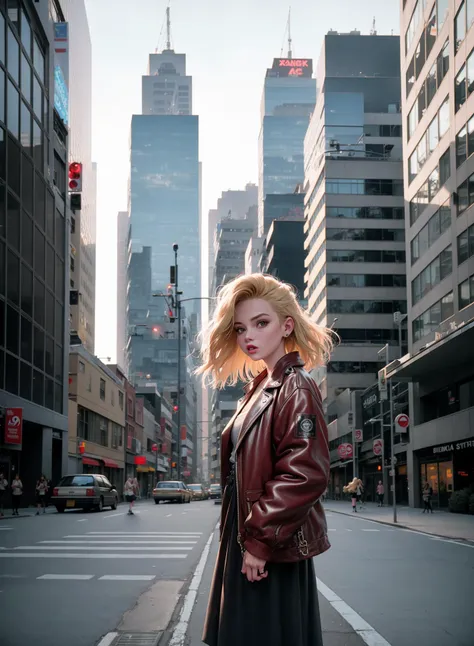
[202,470,324,646]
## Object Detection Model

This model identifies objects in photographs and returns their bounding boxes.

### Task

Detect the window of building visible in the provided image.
[455,1,467,52]
[412,245,452,304]
[428,167,440,200]
[469,0,474,30]
[326,228,404,242]
[327,274,406,288]
[111,389,115,406]
[325,179,403,196]
[325,206,404,220]
[99,418,108,447]
[328,361,382,374]
[439,148,451,186]
[328,300,407,315]
[325,249,406,263]
[457,222,474,264]
[458,274,474,309]
[408,104,418,139]
[413,291,454,341]
[100,378,105,401]
[439,96,450,137]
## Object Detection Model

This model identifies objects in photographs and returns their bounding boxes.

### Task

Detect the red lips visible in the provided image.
[246,345,258,353]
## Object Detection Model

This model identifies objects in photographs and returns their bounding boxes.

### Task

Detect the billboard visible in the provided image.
[4,408,23,446]
[54,23,69,125]
[272,58,313,78]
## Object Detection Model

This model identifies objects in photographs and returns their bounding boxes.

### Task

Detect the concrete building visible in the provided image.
[386,0,474,508]
[263,219,306,301]
[245,236,265,274]
[116,211,130,375]
[62,0,97,354]
[0,0,71,499]
[258,56,316,236]
[304,33,406,413]
[68,346,125,493]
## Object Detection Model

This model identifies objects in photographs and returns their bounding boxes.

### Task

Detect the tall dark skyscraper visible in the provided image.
[258,57,316,236]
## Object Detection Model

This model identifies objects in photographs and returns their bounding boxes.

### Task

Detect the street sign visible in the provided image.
[347,412,354,432]
[378,368,388,401]
[337,443,354,460]
[354,429,363,443]
[393,311,402,324]
[4,408,23,446]
[395,413,409,433]
[373,438,383,456]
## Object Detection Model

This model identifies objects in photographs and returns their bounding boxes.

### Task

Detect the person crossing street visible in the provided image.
[124,476,139,515]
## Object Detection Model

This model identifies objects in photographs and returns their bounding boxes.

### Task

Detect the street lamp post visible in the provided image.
[378,344,397,523]
[172,244,182,480]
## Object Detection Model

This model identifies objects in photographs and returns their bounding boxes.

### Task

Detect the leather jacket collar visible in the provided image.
[243,351,305,394]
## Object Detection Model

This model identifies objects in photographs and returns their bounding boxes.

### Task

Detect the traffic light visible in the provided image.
[79,441,86,455]
[68,162,83,192]
[377,464,382,471]
[173,405,179,413]
[171,462,177,468]
[170,265,176,285]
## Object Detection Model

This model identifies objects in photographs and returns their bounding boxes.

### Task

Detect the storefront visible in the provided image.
[416,438,474,508]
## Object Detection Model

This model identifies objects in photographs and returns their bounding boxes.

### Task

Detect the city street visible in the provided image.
[0,499,218,646]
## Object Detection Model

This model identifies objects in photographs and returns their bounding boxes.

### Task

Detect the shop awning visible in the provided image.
[136,466,155,473]
[102,458,120,469]
[82,457,100,467]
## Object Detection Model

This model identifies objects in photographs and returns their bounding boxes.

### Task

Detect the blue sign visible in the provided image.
[54,65,68,125]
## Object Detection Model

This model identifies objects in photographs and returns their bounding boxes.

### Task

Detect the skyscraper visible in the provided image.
[116,211,130,374]
[258,56,316,236]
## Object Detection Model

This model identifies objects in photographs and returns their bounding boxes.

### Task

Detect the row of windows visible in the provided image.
[325,179,403,196]
[405,0,447,55]
[364,124,402,137]
[459,272,474,309]
[0,349,63,413]
[458,222,474,264]
[412,245,452,305]
[306,170,324,210]
[412,291,454,342]
[456,113,474,168]
[307,243,325,274]
[309,288,326,316]
[328,361,381,374]
[411,200,451,264]
[407,40,449,137]
[336,328,408,345]
[326,228,405,242]
[78,406,123,448]
[325,207,404,220]
[0,6,46,83]
[328,300,407,315]
[455,0,474,53]
[326,249,406,263]
[327,274,406,288]
[455,47,474,112]
[408,97,449,182]
[456,170,474,214]
[409,150,451,224]
[306,196,325,247]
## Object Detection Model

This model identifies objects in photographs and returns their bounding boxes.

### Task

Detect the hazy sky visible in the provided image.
[86,0,401,361]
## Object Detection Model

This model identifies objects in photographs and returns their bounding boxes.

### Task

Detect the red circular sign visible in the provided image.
[337,443,353,459]
[395,414,410,429]
[373,439,383,456]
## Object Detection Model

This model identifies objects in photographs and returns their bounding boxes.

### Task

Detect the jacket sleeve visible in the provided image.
[243,385,329,561]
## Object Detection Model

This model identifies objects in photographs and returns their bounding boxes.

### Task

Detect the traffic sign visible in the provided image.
[354,429,363,443]
[395,413,409,433]
[337,443,354,460]
[373,438,383,456]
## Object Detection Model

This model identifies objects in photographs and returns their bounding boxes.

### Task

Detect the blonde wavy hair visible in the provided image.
[198,273,334,389]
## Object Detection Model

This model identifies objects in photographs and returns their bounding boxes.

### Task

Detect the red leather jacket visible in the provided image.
[220,352,330,563]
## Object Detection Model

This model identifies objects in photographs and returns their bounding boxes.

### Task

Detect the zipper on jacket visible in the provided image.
[235,455,245,555]
[297,527,309,557]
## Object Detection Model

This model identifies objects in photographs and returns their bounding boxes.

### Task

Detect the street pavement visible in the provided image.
[0,499,218,646]
[2,501,473,646]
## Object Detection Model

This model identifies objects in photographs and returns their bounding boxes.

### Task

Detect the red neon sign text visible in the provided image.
[279,59,309,68]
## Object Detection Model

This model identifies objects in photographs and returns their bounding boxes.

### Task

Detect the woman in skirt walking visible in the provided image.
[199,274,334,646]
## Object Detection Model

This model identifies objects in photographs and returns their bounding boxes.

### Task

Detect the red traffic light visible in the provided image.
[173,405,179,412]
[68,162,83,192]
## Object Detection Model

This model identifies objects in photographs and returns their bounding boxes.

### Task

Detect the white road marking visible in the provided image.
[97,633,118,646]
[14,546,193,551]
[64,534,202,538]
[37,574,94,580]
[345,529,353,532]
[98,575,156,581]
[317,578,392,646]
[429,536,474,548]
[87,531,203,535]
[169,530,215,646]
[77,519,87,522]
[103,513,125,519]
[328,528,336,531]
[0,527,13,531]
[0,553,188,559]
[166,514,172,517]
[0,574,27,578]
[40,540,197,545]
[361,529,380,532]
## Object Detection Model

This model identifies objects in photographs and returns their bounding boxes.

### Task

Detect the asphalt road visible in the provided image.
[0,499,219,646]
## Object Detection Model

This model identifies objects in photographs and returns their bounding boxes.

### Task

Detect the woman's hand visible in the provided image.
[241,550,268,583]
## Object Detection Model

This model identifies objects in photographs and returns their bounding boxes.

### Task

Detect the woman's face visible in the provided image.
[234,298,293,368]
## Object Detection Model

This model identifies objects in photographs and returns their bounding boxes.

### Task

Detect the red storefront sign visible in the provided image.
[337,443,353,460]
[181,425,187,441]
[134,455,146,465]
[4,408,23,445]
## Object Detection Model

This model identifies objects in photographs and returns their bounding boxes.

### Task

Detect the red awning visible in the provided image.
[82,457,100,467]
[102,458,120,469]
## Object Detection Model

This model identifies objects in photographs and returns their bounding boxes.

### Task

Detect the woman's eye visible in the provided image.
[234,327,244,335]
[257,320,268,328]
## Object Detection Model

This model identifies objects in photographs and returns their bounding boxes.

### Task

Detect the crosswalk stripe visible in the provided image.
[39,540,197,545]
[98,575,155,581]
[37,574,94,580]
[0,553,188,559]
[361,529,380,532]
[14,546,193,551]
[87,531,203,535]
[64,534,201,538]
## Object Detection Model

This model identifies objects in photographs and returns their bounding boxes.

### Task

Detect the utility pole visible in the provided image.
[166,5,171,50]
[172,243,181,481]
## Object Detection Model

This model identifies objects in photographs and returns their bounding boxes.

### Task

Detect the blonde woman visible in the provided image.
[199,274,334,646]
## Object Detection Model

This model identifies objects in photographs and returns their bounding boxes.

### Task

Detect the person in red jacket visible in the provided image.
[199,273,334,646]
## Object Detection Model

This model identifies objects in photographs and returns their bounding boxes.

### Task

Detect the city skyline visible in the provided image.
[84,0,401,361]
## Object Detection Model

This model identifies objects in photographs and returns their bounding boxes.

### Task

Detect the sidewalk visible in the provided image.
[324,500,474,542]
[0,506,57,519]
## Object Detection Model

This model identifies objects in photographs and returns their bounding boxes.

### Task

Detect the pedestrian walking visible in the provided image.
[422,482,434,513]
[124,476,138,515]
[35,475,49,514]
[356,479,364,510]
[199,273,334,646]
[343,478,363,512]
[376,480,385,507]
[11,474,23,516]
[0,472,8,517]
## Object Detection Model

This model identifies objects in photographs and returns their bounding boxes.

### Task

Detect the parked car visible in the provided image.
[188,483,208,500]
[153,481,191,504]
[209,484,222,500]
[52,474,119,513]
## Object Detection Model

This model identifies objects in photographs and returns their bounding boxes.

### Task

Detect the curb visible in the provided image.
[326,507,474,544]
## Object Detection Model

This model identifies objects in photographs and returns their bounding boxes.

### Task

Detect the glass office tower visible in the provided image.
[258,58,316,236]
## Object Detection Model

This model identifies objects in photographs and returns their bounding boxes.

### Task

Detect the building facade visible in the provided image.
[263,219,306,300]
[0,0,70,501]
[68,346,125,492]
[258,57,316,236]
[389,0,474,508]
[304,33,407,411]
[116,210,130,374]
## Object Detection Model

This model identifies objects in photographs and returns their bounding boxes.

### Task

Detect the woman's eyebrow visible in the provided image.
[234,313,270,325]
